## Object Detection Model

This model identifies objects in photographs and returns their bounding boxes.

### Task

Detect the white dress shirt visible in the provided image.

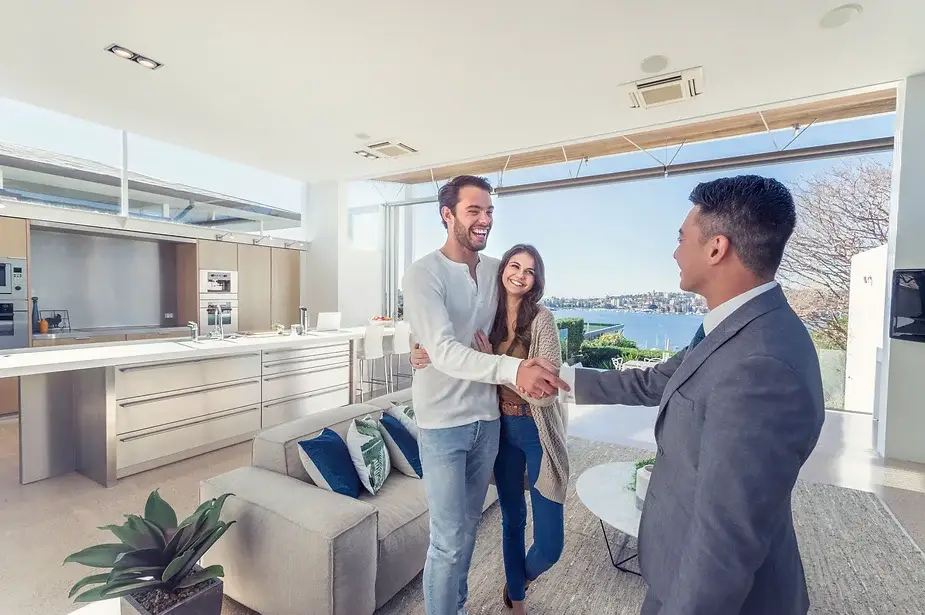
[559,281,779,404]
[402,250,522,429]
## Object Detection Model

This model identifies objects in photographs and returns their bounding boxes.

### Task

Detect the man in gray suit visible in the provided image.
[537,175,825,615]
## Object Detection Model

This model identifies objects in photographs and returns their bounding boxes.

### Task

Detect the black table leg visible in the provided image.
[599,519,641,576]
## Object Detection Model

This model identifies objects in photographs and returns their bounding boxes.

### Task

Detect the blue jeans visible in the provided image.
[494,410,565,602]
[419,419,500,615]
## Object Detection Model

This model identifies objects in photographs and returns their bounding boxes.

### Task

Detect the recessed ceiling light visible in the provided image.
[819,4,863,29]
[108,44,135,59]
[354,150,380,160]
[640,55,669,74]
[134,56,161,70]
[354,132,371,141]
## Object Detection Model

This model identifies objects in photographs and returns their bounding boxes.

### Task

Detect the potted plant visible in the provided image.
[64,489,235,615]
[629,456,656,511]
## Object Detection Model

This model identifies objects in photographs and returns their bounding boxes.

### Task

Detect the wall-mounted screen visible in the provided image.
[889,269,925,343]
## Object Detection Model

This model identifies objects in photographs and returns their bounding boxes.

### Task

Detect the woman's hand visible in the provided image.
[473,329,492,353]
[410,343,431,369]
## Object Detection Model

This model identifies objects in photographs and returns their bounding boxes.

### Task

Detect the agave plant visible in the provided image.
[64,490,235,603]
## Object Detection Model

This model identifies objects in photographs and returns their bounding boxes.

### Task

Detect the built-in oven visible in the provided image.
[199,270,238,300]
[0,258,27,297]
[0,300,30,350]
[199,299,239,334]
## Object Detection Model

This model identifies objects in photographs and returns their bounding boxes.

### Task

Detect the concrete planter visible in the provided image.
[635,464,653,511]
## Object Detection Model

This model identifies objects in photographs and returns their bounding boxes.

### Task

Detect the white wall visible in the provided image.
[878,75,925,463]
[844,244,888,414]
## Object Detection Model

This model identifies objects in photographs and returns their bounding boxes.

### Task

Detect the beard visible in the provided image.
[452,221,488,252]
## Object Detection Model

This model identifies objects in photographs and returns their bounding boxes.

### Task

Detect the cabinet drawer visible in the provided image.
[115,353,261,400]
[261,343,350,363]
[117,406,261,470]
[261,364,350,402]
[261,348,350,376]
[117,379,261,435]
[261,385,349,429]
[125,332,187,341]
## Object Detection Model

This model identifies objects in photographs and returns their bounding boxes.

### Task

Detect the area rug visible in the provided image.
[223,437,925,615]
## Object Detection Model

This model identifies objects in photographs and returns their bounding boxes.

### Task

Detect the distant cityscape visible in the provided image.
[543,291,708,315]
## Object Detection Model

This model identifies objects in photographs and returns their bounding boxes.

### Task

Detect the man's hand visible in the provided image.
[515,360,570,398]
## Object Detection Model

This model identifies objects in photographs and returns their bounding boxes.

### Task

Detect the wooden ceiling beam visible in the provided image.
[375,89,896,185]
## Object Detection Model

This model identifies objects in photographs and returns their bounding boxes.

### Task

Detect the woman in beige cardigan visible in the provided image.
[411,244,569,615]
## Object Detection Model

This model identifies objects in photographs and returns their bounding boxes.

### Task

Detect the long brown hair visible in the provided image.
[489,244,546,352]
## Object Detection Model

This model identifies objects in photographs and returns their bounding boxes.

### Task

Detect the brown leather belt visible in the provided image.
[500,400,532,417]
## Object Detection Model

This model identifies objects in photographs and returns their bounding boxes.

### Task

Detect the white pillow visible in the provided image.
[346,415,392,495]
[387,402,419,440]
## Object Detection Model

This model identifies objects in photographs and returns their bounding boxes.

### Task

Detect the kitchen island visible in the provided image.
[0,328,391,487]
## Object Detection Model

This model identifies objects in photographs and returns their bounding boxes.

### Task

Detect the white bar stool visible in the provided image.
[358,324,390,401]
[390,321,413,390]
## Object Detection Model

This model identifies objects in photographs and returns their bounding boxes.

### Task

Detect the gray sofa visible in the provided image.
[200,389,497,615]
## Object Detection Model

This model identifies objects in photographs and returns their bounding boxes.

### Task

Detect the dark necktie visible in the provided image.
[688,324,705,351]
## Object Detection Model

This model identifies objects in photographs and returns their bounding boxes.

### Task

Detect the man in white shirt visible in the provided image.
[533,175,824,615]
[402,175,567,615]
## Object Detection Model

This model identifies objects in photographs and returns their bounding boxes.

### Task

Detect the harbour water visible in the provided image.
[552,309,704,351]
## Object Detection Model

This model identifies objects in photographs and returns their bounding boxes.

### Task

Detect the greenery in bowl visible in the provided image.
[64,490,235,603]
[628,456,656,491]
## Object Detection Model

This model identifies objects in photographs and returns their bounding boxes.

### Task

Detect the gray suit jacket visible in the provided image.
[575,286,824,615]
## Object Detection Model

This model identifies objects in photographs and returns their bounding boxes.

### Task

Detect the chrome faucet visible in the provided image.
[187,321,199,340]
[207,304,225,340]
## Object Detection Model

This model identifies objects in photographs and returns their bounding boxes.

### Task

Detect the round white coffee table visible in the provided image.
[576,461,642,575]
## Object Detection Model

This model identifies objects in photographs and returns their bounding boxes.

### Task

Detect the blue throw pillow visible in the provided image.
[379,414,423,478]
[297,428,361,498]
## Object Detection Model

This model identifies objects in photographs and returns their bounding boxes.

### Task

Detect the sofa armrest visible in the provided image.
[200,466,379,615]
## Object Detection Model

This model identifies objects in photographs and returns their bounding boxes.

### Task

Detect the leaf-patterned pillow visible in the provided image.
[388,402,418,440]
[346,415,392,495]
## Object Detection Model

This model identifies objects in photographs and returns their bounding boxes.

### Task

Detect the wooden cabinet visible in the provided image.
[0,216,28,258]
[0,377,19,416]
[237,244,272,332]
[32,335,127,347]
[271,248,301,327]
[197,239,238,271]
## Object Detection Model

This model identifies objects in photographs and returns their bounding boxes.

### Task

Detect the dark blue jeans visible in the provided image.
[494,409,565,602]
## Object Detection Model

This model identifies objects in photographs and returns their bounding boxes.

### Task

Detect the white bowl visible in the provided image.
[368,318,391,326]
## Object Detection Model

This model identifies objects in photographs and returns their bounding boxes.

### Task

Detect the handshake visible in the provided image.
[409,333,569,399]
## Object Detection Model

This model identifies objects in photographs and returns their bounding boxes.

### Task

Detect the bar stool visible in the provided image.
[390,321,413,390]
[357,323,390,401]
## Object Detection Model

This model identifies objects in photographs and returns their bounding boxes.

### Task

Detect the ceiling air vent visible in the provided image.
[365,141,418,158]
[620,66,704,109]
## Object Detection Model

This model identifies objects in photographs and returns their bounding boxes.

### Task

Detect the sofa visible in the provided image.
[200,389,498,615]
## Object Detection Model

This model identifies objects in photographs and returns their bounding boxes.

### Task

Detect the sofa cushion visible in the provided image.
[253,402,382,483]
[379,414,422,478]
[297,428,361,498]
[364,389,414,410]
[359,473,430,608]
[347,415,392,495]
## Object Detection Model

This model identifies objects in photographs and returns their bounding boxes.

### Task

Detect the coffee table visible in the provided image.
[576,461,642,575]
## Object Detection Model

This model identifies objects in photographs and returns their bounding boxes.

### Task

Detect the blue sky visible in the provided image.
[409,114,895,297]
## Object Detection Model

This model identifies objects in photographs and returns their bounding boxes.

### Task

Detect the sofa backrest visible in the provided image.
[252,402,383,483]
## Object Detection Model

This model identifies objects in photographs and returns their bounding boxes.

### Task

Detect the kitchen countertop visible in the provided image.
[33,325,191,340]
[0,327,393,378]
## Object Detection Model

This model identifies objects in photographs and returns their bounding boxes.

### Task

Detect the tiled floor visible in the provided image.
[1,404,923,614]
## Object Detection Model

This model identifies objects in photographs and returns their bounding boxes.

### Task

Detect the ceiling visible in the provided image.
[0,1,922,183]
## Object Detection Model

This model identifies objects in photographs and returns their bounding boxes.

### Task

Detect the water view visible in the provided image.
[552,309,704,351]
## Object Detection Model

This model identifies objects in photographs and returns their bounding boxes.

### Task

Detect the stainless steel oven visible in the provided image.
[0,258,27,297]
[0,300,29,350]
[199,299,239,333]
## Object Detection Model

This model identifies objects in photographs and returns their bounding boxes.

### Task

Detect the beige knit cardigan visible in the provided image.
[498,305,570,504]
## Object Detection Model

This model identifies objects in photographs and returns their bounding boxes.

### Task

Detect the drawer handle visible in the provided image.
[262,353,349,369]
[119,406,260,442]
[119,379,260,407]
[262,363,349,383]
[262,384,349,408]
[74,337,91,341]
[119,353,260,373]
[263,344,348,357]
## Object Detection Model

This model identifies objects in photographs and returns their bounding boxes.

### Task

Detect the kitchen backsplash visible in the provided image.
[29,229,176,329]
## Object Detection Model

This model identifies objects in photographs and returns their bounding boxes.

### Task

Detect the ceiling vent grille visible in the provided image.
[621,66,704,109]
[365,141,418,158]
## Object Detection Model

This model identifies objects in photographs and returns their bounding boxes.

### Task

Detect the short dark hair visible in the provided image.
[689,175,796,278]
[438,175,493,228]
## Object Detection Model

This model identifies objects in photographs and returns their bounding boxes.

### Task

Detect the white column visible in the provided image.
[877,74,925,463]
[300,181,343,316]
[120,131,129,217]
